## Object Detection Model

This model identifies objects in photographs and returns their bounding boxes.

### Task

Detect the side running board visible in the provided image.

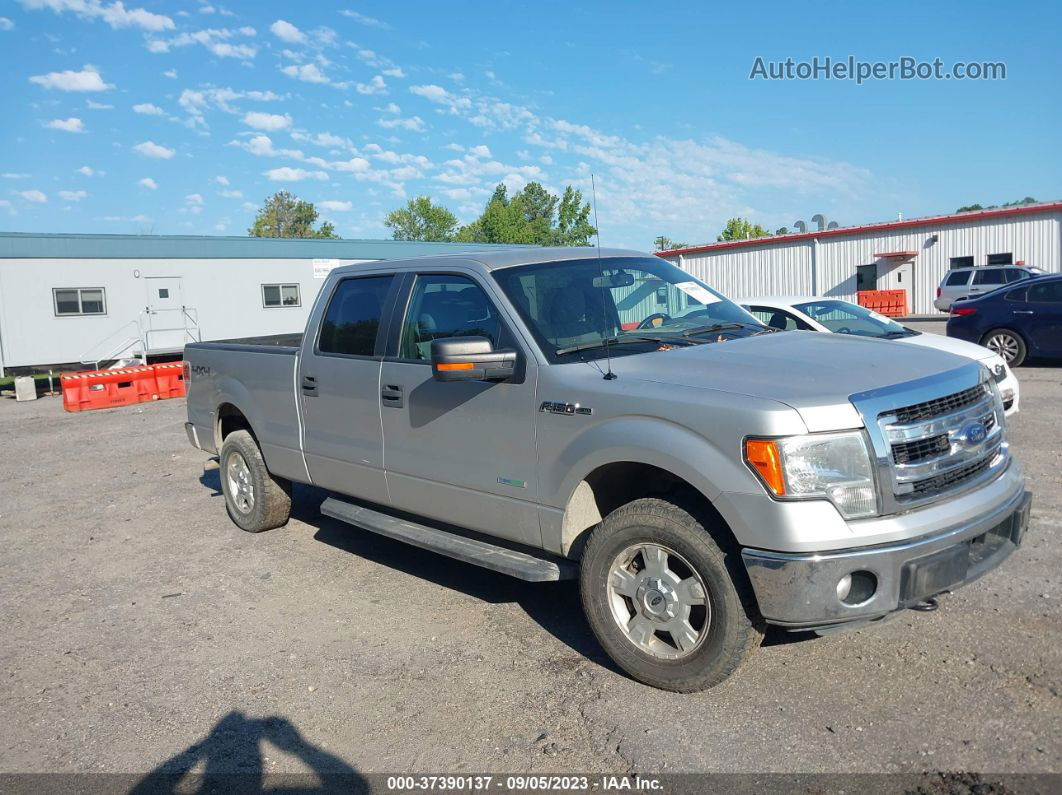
[320,497,577,582]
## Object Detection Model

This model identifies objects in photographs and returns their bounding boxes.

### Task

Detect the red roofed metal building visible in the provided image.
[655,201,1062,315]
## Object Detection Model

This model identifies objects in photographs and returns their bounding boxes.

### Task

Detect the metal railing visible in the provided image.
[79,306,201,370]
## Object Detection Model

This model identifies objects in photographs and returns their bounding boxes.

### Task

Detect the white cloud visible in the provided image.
[19,189,47,203]
[77,165,99,176]
[45,117,85,132]
[243,111,293,131]
[339,9,390,29]
[319,199,352,212]
[409,84,471,114]
[269,19,305,44]
[264,167,328,181]
[218,188,242,198]
[356,75,388,95]
[2,172,30,178]
[132,102,164,115]
[146,26,257,59]
[138,177,157,189]
[58,189,87,201]
[29,65,112,92]
[378,114,424,132]
[469,144,491,159]
[183,193,204,213]
[133,140,174,158]
[382,67,405,78]
[215,175,229,185]
[100,213,150,223]
[0,17,14,30]
[86,99,112,109]
[185,193,203,204]
[163,68,177,78]
[20,1,175,32]
[281,63,329,84]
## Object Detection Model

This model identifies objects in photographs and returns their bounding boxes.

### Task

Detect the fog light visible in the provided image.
[837,570,877,606]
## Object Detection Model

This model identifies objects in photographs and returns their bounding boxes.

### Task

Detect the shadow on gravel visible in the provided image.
[289,484,622,675]
[130,711,367,793]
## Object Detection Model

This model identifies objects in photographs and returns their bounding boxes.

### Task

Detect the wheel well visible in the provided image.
[560,462,737,559]
[216,403,255,447]
[980,326,1025,344]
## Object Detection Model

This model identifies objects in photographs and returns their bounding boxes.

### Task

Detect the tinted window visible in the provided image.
[945,271,970,287]
[318,275,393,356]
[399,274,508,360]
[1004,287,1028,302]
[1027,280,1062,304]
[747,306,809,331]
[973,269,1006,286]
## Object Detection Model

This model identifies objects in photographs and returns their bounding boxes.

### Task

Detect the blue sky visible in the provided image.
[1,0,1060,248]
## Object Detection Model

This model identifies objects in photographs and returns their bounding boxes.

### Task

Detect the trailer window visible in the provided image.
[262,283,301,308]
[53,287,106,316]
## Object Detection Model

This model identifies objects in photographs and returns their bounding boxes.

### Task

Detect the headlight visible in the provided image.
[744,431,878,519]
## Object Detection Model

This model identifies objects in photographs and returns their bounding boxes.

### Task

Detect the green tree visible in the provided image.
[248,191,338,238]
[653,235,688,251]
[717,217,771,242]
[449,182,596,246]
[384,196,459,241]
[957,197,1036,212]
[956,203,985,213]
[774,226,789,236]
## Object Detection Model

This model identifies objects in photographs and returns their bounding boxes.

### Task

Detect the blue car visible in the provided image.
[947,274,1062,366]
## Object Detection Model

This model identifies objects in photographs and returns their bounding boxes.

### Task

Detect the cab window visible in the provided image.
[945,271,970,286]
[399,274,509,360]
[973,269,1007,286]
[318,275,394,357]
[746,306,810,331]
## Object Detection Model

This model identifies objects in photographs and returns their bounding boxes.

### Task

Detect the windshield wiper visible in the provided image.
[680,322,766,338]
[881,329,918,339]
[555,335,682,356]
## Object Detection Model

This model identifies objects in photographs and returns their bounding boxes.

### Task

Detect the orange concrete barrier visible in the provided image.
[60,366,160,413]
[153,362,187,399]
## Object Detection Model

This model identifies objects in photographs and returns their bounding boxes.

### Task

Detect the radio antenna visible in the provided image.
[591,173,616,380]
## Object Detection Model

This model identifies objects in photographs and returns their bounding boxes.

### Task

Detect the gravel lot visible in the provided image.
[1,334,1059,783]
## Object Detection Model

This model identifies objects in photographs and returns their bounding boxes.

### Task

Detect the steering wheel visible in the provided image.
[836,326,853,335]
[638,313,672,330]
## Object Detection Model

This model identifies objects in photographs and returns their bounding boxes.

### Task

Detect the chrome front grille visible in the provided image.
[851,364,1009,515]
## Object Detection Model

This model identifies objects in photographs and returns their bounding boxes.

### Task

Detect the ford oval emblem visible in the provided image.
[960,421,988,446]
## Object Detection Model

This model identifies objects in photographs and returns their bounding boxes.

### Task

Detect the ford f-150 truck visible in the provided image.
[184,248,1031,692]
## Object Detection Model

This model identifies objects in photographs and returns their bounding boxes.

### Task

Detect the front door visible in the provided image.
[143,276,187,351]
[380,271,542,546]
[298,273,398,502]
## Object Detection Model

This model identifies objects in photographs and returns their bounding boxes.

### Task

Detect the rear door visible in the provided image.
[379,270,542,546]
[298,273,400,501]
[1024,279,1062,357]
[969,267,1007,297]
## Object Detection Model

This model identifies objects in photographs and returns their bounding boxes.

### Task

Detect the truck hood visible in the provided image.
[610,330,977,432]
[898,330,1002,366]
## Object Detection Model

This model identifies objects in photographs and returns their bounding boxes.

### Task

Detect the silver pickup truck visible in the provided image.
[184,248,1031,692]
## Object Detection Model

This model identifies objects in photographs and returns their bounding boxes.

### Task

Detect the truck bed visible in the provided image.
[190,332,303,353]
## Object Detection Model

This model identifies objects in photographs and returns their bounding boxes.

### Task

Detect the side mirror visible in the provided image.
[431,336,517,382]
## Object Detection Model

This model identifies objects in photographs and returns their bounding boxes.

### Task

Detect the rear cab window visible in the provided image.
[317,275,395,357]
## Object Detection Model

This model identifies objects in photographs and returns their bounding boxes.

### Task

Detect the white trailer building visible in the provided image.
[0,233,529,375]
[657,201,1062,315]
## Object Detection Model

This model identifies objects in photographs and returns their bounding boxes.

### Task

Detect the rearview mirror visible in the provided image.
[592,271,635,288]
[431,336,517,382]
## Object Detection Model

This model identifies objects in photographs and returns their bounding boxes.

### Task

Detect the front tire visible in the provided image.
[580,497,763,692]
[219,429,292,533]
[982,328,1027,366]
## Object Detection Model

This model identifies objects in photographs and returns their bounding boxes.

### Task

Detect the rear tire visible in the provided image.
[579,497,764,692]
[219,429,292,533]
[982,328,1027,367]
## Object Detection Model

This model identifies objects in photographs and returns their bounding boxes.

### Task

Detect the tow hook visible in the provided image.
[910,597,940,612]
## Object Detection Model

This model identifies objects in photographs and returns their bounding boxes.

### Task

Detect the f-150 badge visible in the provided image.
[539,401,593,416]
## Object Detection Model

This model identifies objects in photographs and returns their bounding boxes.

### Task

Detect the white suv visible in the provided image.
[934,265,1041,311]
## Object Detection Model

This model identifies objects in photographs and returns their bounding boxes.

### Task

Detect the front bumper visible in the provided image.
[742,488,1031,628]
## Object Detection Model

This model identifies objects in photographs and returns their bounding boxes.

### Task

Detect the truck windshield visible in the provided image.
[793,299,917,338]
[493,256,766,361]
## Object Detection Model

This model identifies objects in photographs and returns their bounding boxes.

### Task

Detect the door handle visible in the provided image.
[381,384,403,408]
[301,375,318,396]
[1013,310,1033,314]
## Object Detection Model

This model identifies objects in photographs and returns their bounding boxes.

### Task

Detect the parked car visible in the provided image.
[740,296,1019,415]
[184,248,1029,692]
[934,265,1042,312]
[947,274,1062,366]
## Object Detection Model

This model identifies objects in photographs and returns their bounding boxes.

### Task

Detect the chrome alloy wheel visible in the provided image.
[986,332,1020,363]
[226,451,255,514]
[607,543,710,660]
